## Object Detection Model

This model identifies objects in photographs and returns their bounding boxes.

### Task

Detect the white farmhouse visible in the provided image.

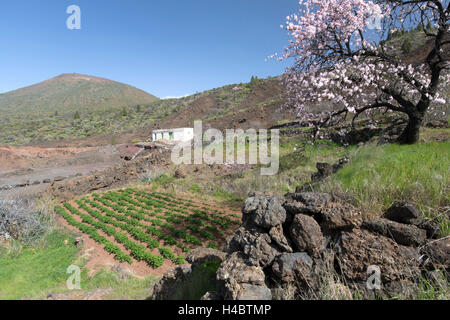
[152,128,194,142]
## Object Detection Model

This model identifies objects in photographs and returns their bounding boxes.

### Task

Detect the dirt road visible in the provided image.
[0,145,124,199]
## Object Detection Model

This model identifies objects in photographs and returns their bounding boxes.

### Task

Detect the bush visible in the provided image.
[139,168,166,185]
[402,38,412,54]
[0,199,53,245]
[151,174,175,189]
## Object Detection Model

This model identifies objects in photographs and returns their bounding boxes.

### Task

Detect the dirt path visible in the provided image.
[0,145,125,199]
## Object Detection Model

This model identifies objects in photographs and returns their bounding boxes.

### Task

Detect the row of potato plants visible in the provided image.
[88,195,209,253]
[86,197,190,249]
[138,190,238,219]
[128,189,239,228]
[131,190,240,229]
[55,205,133,264]
[121,192,221,241]
[117,189,217,216]
[148,191,215,211]
[98,191,218,245]
[79,198,187,265]
[92,194,204,246]
[150,191,239,220]
[60,201,175,268]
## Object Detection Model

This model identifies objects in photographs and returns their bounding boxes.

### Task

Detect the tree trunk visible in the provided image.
[397,113,424,144]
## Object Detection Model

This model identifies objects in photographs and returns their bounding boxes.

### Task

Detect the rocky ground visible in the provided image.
[0,141,172,200]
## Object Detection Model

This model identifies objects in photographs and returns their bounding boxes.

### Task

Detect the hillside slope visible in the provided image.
[0,77,295,146]
[0,73,159,114]
[153,78,288,131]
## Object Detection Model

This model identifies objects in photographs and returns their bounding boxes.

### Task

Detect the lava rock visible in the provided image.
[418,220,442,239]
[384,202,422,225]
[268,224,293,253]
[289,214,324,257]
[152,266,192,300]
[242,194,286,229]
[284,193,362,231]
[174,169,186,179]
[363,218,427,247]
[271,252,313,283]
[216,252,271,300]
[227,227,283,267]
[336,228,421,298]
[421,238,449,271]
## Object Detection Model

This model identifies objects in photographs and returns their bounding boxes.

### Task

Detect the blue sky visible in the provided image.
[0,0,298,98]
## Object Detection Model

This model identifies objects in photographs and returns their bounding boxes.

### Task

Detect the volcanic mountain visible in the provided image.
[0,73,159,114]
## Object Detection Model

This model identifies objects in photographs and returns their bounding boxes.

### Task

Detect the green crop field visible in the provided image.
[55,189,241,269]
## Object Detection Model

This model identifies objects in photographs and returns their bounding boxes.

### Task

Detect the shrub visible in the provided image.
[402,37,412,54]
[0,199,52,245]
[151,174,175,189]
[206,242,218,250]
[139,168,165,185]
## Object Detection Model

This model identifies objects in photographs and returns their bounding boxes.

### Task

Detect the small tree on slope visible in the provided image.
[279,0,449,144]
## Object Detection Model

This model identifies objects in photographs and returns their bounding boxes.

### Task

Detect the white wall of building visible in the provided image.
[152,128,194,142]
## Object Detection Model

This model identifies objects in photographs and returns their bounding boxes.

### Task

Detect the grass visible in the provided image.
[0,230,79,300]
[169,259,222,300]
[415,273,449,300]
[0,228,157,300]
[150,174,176,189]
[79,269,156,300]
[420,127,450,142]
[155,135,449,234]
[318,141,450,223]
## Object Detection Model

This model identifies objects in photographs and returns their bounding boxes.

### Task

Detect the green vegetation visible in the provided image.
[401,37,412,54]
[0,229,157,300]
[415,273,449,300]
[163,138,349,205]
[151,174,176,189]
[0,77,279,145]
[168,259,222,300]
[55,189,240,269]
[79,269,156,300]
[318,141,450,223]
[0,230,79,300]
[0,99,181,145]
[0,73,158,115]
[384,27,430,58]
[157,134,449,236]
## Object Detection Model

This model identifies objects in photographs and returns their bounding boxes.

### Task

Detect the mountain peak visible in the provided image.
[49,73,115,85]
[0,74,159,114]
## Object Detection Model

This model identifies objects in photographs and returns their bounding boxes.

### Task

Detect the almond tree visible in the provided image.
[280,0,449,144]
